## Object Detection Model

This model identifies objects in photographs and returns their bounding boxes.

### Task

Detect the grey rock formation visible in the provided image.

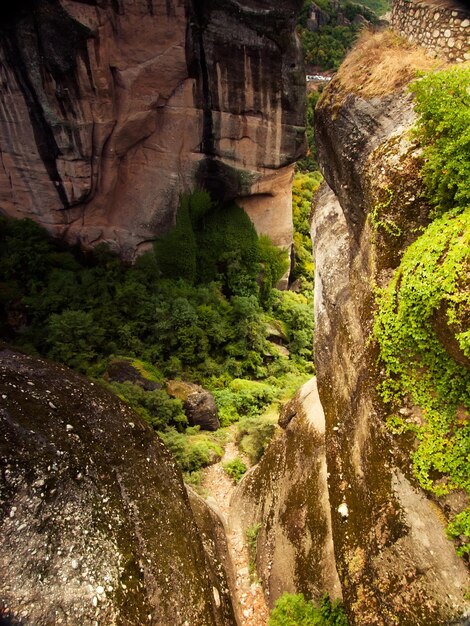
[187,488,241,626]
[167,380,220,431]
[0,346,236,625]
[105,358,161,391]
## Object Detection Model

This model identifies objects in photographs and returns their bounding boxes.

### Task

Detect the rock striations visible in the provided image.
[231,378,342,609]
[0,346,237,625]
[0,0,305,257]
[312,31,470,626]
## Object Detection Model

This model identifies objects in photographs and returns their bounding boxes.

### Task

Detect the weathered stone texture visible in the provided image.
[0,346,236,625]
[391,0,470,62]
[0,0,305,257]
[230,378,341,609]
[312,62,470,624]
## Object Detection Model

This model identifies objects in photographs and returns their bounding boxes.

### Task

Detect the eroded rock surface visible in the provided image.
[0,346,235,625]
[0,0,305,257]
[230,378,341,608]
[167,379,220,431]
[312,62,470,624]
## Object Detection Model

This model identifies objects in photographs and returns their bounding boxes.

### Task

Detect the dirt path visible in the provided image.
[202,441,269,626]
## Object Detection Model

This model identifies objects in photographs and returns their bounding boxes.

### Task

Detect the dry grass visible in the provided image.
[333,28,446,98]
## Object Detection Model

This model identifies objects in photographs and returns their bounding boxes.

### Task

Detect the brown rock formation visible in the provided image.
[230,378,342,608]
[0,0,305,257]
[312,42,470,625]
[0,345,237,625]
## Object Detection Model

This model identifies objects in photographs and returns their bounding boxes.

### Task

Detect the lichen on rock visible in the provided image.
[0,345,235,625]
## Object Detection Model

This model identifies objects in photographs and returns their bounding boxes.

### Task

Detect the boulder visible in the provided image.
[231,378,341,608]
[166,380,220,431]
[312,36,470,623]
[105,358,161,391]
[0,346,235,625]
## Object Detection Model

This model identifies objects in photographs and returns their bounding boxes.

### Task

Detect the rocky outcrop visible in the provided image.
[0,0,305,257]
[312,41,469,625]
[167,380,220,431]
[105,357,161,391]
[230,378,341,608]
[0,346,236,625]
[188,488,241,626]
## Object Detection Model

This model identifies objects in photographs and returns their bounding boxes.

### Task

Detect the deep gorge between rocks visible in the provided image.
[1,1,470,625]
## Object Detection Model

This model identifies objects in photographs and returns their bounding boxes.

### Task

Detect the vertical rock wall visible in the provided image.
[0,0,305,256]
[313,58,469,625]
[231,378,342,609]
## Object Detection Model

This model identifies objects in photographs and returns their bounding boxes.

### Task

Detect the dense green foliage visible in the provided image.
[245,522,262,576]
[353,0,390,15]
[236,415,277,464]
[269,593,348,626]
[409,66,470,217]
[297,91,321,173]
[297,0,378,71]
[374,67,470,557]
[292,171,322,287]
[223,457,248,483]
[0,188,315,473]
[160,426,224,473]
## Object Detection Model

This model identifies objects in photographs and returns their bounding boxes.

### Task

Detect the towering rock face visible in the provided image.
[0,346,237,625]
[312,35,469,626]
[0,0,305,257]
[231,378,342,608]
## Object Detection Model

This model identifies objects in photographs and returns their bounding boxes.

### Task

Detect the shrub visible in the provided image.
[109,381,187,432]
[195,201,260,297]
[160,427,223,473]
[245,522,261,576]
[269,593,348,626]
[374,210,470,552]
[154,194,197,283]
[374,66,470,558]
[223,457,247,483]
[236,416,277,464]
[270,290,314,361]
[47,310,104,371]
[258,235,290,302]
[410,66,470,217]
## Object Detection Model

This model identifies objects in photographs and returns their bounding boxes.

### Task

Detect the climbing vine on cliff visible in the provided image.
[374,66,470,557]
[409,66,470,217]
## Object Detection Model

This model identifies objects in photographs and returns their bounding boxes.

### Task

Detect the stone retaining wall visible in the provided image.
[391,0,470,62]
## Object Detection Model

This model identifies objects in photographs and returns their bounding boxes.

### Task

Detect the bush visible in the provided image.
[270,290,314,361]
[410,66,470,217]
[236,416,277,464]
[154,194,197,283]
[374,210,470,552]
[223,457,247,483]
[374,66,470,559]
[245,522,261,576]
[269,593,348,626]
[109,381,187,432]
[258,235,290,302]
[160,427,223,473]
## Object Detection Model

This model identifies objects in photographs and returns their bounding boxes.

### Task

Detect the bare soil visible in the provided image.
[202,440,269,626]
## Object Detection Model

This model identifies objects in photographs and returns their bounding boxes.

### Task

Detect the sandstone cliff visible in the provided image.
[231,378,342,609]
[0,345,237,625]
[311,31,469,625]
[0,0,304,257]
